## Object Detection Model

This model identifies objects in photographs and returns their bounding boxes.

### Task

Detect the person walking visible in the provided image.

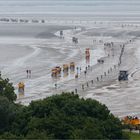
[26,70,29,78]
[55,83,57,89]
[82,84,84,90]
[84,70,87,77]
[29,70,32,78]
[75,88,78,93]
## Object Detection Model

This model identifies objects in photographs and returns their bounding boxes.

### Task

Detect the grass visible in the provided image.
[124,131,140,140]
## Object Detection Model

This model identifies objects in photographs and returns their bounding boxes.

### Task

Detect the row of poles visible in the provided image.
[74,63,119,94]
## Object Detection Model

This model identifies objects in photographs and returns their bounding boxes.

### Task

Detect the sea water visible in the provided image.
[1,0,140,22]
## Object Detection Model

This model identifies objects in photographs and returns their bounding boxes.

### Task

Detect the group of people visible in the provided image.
[84,65,91,76]
[104,42,114,47]
[75,67,82,79]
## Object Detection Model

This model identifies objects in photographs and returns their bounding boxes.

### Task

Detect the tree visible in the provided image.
[0,92,126,139]
[22,92,123,139]
[0,78,17,102]
[0,96,17,133]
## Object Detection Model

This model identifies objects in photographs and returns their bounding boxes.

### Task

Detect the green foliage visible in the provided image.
[0,78,17,102]
[0,92,125,139]
[0,96,17,133]
[9,93,123,139]
[0,132,22,139]
[124,131,140,140]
